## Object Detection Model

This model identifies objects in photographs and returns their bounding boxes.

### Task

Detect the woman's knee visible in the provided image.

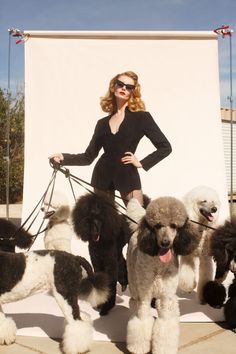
[121,190,143,206]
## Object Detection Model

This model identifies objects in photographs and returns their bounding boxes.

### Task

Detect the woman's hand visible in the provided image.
[48,153,64,163]
[121,152,142,168]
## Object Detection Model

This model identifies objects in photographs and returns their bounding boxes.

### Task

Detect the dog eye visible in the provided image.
[201,200,207,203]
[154,223,163,229]
[170,223,177,229]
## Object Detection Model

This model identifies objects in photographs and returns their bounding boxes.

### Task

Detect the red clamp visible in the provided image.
[214,25,233,37]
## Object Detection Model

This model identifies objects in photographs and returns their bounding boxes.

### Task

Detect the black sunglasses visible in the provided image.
[115,79,135,92]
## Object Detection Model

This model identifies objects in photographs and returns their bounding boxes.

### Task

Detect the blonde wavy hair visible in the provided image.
[100,71,146,113]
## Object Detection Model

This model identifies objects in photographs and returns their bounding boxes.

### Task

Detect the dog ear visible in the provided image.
[173,219,201,255]
[15,227,34,249]
[212,241,231,272]
[210,219,236,268]
[50,205,71,223]
[137,218,159,256]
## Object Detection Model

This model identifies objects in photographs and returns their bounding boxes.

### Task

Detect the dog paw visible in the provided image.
[0,316,17,345]
[121,285,127,292]
[178,280,196,293]
[178,273,196,293]
[99,306,112,316]
[99,301,115,316]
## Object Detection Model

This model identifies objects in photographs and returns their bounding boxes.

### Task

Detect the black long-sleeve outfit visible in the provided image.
[62,108,172,193]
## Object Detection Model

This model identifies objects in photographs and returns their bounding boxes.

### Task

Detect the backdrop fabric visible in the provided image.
[6,30,230,340]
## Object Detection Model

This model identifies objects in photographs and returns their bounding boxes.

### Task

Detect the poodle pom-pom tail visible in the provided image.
[203,281,226,308]
[78,272,109,307]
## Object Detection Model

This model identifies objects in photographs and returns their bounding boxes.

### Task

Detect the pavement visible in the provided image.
[0,322,235,354]
[1,204,236,354]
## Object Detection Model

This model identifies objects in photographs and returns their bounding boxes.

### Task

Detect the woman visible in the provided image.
[50,71,172,206]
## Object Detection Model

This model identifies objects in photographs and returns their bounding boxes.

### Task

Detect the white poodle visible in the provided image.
[126,197,200,354]
[42,191,73,252]
[178,185,221,303]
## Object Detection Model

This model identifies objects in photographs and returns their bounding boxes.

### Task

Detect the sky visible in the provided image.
[0,0,235,107]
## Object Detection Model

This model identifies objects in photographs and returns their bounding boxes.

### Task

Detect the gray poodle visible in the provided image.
[126,196,201,354]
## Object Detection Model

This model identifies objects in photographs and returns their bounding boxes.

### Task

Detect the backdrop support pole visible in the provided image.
[214,25,234,219]
[5,31,12,219]
[5,28,26,219]
[229,33,234,219]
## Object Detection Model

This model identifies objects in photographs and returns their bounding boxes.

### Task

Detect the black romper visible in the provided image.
[62,108,172,193]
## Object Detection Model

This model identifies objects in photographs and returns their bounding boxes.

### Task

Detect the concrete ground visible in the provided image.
[1,204,236,353]
[0,323,235,354]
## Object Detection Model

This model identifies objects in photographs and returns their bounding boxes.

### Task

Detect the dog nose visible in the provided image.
[160,239,171,248]
[211,206,217,213]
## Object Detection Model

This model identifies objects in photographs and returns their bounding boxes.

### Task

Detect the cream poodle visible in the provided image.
[178,185,221,303]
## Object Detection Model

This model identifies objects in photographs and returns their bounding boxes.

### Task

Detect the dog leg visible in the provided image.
[118,254,128,291]
[152,295,180,354]
[197,255,214,304]
[178,255,197,292]
[52,289,93,354]
[0,306,17,345]
[126,299,154,354]
[99,280,117,316]
[224,279,236,331]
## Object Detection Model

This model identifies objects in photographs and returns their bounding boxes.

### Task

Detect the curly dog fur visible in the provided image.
[178,185,221,303]
[0,241,109,353]
[203,218,236,331]
[42,191,73,253]
[126,197,201,354]
[72,193,131,316]
[0,218,33,252]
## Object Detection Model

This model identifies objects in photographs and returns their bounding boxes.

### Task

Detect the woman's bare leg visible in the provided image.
[120,189,143,206]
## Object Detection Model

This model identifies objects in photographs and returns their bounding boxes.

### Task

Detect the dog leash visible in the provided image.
[49,160,138,225]
[26,169,61,250]
[49,160,127,207]
[1,169,58,250]
[50,161,221,231]
[189,219,217,231]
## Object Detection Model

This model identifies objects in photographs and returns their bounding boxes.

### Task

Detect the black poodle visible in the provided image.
[203,217,236,331]
[0,218,34,252]
[72,193,132,316]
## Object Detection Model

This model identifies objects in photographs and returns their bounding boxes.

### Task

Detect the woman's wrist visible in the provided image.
[137,161,143,168]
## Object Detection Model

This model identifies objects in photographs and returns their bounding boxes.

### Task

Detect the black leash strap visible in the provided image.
[189,219,216,231]
[49,160,126,203]
[49,160,137,223]
[21,169,57,232]
[28,171,57,249]
[1,169,57,250]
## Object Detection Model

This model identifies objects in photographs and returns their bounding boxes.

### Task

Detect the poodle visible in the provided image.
[224,274,236,332]
[126,196,201,354]
[203,218,236,331]
[72,192,132,316]
[178,185,221,303]
[0,218,33,252]
[0,241,109,353]
[42,191,73,252]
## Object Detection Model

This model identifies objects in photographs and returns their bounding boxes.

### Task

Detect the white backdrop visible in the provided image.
[4,31,231,340]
